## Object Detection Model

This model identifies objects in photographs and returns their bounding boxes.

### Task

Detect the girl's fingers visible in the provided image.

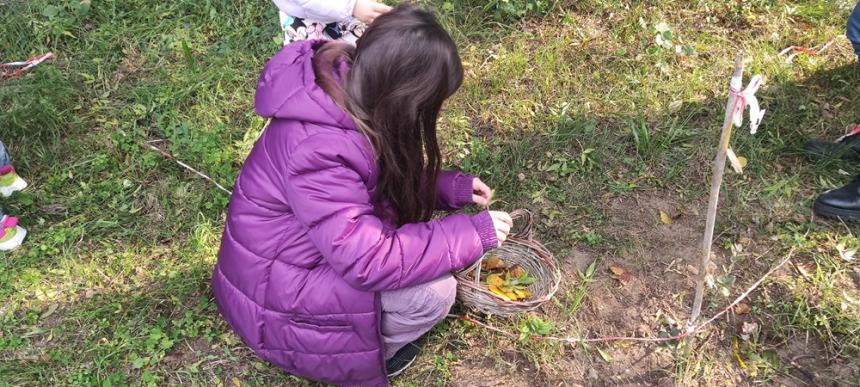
[473,179,492,199]
[373,3,393,13]
[473,194,489,207]
[492,211,513,226]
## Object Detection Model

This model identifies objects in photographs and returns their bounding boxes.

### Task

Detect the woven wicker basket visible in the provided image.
[454,209,561,316]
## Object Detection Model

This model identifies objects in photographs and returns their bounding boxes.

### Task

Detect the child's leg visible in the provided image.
[379,274,457,359]
[0,140,10,167]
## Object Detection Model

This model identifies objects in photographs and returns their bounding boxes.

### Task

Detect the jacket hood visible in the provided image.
[254,40,356,130]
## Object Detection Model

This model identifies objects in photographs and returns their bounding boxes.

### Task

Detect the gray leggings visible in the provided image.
[0,141,9,167]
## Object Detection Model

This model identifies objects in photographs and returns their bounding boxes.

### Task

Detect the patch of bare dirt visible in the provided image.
[774,335,860,386]
[549,190,739,384]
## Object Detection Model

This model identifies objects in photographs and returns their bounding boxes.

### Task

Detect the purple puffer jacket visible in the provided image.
[211,40,497,386]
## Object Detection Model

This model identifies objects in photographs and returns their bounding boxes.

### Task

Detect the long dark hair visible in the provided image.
[313,5,464,225]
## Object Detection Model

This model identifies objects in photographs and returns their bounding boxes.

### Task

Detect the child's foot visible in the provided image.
[385,342,419,378]
[814,174,860,222]
[803,124,860,161]
[0,216,27,251]
[0,165,27,197]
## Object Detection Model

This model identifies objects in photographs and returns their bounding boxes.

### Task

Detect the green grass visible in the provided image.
[2,0,860,385]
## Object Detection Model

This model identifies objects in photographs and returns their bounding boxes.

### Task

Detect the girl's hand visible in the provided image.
[353,0,392,25]
[489,211,512,246]
[472,178,493,207]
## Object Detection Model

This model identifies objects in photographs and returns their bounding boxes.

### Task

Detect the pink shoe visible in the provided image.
[0,216,27,251]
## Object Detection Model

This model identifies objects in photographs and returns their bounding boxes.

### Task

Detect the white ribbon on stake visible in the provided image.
[725,74,765,174]
[731,74,765,134]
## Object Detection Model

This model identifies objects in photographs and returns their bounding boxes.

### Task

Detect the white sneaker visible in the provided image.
[0,216,26,251]
[0,166,27,197]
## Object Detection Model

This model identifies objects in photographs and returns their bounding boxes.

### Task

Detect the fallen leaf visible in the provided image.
[232,377,242,387]
[726,148,745,174]
[514,288,532,299]
[486,274,504,287]
[483,255,507,270]
[796,262,816,278]
[609,265,627,276]
[733,339,747,368]
[740,321,758,341]
[837,244,856,262]
[687,264,699,275]
[654,21,671,33]
[659,210,672,225]
[40,304,59,320]
[609,264,632,286]
[489,284,512,301]
[596,347,614,363]
[509,265,525,278]
[734,303,751,315]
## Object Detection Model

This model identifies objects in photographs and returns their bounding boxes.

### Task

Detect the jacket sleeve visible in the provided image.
[435,170,475,211]
[284,135,498,292]
[272,0,357,23]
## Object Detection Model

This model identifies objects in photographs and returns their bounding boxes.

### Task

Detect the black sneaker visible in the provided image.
[385,342,419,378]
[814,174,860,221]
[803,125,860,161]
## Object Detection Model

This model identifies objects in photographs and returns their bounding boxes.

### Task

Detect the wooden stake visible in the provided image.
[687,54,745,331]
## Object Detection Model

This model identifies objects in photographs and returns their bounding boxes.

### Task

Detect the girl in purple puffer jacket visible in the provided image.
[212,5,511,386]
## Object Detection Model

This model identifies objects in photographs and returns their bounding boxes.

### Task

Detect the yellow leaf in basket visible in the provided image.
[514,288,532,300]
[486,274,504,287]
[488,285,512,301]
[505,291,519,300]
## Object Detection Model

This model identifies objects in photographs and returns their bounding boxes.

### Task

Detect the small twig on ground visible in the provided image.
[143,142,233,195]
[448,248,793,344]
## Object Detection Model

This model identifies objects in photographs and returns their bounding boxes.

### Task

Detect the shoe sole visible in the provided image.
[0,226,27,251]
[386,354,417,378]
[0,177,27,197]
[813,201,860,221]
